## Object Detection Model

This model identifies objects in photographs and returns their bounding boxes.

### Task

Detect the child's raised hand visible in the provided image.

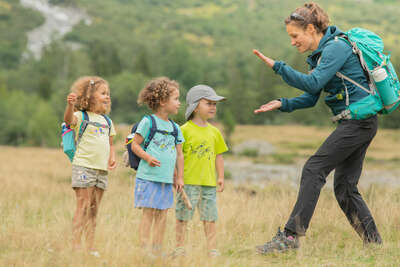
[67,92,77,106]
[146,155,161,167]
[217,177,224,192]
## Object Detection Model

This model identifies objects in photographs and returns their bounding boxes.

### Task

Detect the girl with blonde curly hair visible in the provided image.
[131,77,184,257]
[64,76,117,256]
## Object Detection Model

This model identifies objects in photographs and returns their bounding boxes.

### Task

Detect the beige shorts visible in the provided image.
[71,165,108,190]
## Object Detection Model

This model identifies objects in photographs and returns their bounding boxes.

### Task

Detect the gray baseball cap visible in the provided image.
[185,84,226,120]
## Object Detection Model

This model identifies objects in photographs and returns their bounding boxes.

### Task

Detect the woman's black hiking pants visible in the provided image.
[285,115,382,243]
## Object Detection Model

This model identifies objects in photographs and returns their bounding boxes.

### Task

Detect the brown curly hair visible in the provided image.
[285,2,330,33]
[138,77,179,111]
[70,76,111,114]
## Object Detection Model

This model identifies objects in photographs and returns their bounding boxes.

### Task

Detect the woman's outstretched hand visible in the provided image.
[254,100,282,114]
[253,49,275,68]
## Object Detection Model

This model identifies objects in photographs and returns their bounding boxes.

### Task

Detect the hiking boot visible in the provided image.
[256,227,299,254]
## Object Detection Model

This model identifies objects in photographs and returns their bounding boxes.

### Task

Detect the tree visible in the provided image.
[220,108,236,149]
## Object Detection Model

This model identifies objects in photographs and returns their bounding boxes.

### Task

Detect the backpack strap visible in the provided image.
[334,35,376,95]
[313,37,375,108]
[169,120,180,145]
[102,114,112,136]
[77,111,112,147]
[141,116,180,149]
[143,115,157,150]
[76,110,90,146]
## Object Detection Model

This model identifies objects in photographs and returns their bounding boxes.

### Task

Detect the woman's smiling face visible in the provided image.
[286,22,316,53]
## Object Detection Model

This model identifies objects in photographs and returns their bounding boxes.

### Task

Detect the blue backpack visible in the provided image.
[61,111,111,162]
[125,115,179,170]
[331,28,400,122]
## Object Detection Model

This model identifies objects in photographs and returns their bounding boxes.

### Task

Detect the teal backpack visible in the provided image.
[331,28,400,122]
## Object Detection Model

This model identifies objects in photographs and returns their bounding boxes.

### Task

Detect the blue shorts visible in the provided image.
[134,178,173,210]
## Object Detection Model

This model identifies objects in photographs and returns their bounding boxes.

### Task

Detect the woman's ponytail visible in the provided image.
[285,2,330,33]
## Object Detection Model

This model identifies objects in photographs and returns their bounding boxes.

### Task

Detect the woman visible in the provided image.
[253,2,382,254]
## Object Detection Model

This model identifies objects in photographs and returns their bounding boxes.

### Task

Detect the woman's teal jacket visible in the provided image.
[273,25,369,116]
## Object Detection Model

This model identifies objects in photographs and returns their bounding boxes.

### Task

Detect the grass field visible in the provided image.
[1,125,399,266]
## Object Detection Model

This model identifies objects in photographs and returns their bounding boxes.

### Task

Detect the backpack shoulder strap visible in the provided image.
[169,119,180,145]
[77,111,89,145]
[102,114,112,136]
[143,115,157,150]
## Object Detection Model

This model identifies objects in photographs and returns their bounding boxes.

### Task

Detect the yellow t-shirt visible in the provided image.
[72,111,116,171]
[181,120,228,186]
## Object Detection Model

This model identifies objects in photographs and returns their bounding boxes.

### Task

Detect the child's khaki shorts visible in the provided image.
[175,185,218,222]
[71,165,108,190]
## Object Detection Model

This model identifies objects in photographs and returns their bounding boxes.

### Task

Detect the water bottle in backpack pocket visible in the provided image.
[372,67,399,105]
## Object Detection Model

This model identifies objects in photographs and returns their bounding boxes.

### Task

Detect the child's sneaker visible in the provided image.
[208,249,221,258]
[169,247,186,258]
[255,227,299,255]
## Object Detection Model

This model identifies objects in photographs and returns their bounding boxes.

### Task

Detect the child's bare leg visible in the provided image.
[152,209,168,250]
[139,208,154,249]
[203,221,217,251]
[176,219,187,247]
[85,187,104,251]
[72,188,90,250]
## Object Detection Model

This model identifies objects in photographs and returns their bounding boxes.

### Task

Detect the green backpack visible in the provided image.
[331,28,400,122]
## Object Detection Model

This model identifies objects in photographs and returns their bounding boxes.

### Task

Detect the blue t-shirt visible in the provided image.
[135,115,184,183]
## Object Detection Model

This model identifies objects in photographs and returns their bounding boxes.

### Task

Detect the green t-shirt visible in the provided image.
[72,111,116,171]
[181,120,228,186]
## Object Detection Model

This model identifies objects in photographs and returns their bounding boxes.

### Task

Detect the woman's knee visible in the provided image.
[334,182,358,203]
[334,183,347,203]
[301,160,328,185]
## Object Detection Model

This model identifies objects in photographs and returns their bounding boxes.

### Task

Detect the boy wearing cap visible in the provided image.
[173,85,228,258]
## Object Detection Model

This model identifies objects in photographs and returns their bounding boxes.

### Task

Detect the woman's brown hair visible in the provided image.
[138,77,179,111]
[70,76,110,113]
[285,2,330,33]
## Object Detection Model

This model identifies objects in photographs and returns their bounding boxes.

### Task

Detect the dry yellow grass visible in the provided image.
[233,124,400,168]
[0,124,399,266]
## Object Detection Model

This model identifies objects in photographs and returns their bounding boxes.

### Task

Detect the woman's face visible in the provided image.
[286,22,317,53]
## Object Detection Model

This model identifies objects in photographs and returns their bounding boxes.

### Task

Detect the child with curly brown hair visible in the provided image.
[131,77,184,257]
[63,76,116,257]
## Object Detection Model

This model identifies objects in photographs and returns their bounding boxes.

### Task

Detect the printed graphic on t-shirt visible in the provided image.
[89,124,109,137]
[152,134,176,152]
[190,141,213,160]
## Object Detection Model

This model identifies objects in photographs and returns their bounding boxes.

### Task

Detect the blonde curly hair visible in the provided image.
[70,76,111,114]
[138,77,179,111]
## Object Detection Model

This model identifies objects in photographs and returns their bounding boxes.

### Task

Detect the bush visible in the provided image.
[27,101,59,147]
[0,90,35,145]
[0,90,59,147]
[240,148,259,158]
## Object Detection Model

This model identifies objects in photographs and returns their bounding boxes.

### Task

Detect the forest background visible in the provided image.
[1,0,400,147]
